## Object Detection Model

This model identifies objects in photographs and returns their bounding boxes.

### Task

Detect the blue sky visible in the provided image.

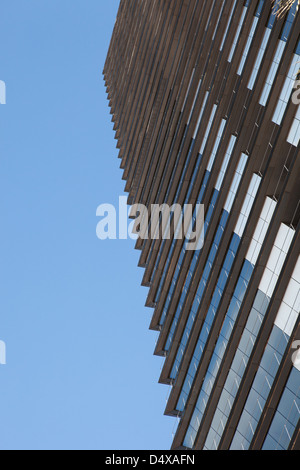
[0,0,174,450]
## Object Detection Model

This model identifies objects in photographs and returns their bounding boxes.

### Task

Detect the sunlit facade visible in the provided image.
[104,0,300,450]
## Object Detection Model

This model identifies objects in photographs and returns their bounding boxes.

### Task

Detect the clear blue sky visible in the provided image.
[0,0,175,450]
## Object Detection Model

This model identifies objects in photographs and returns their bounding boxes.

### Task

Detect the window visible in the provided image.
[259,3,298,106]
[228,1,250,63]
[272,39,300,125]
[203,223,295,450]
[287,105,300,146]
[231,256,300,450]
[263,367,300,450]
[237,0,265,76]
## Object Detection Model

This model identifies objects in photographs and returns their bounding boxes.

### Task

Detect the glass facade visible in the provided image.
[165,136,238,353]
[247,1,281,90]
[259,2,298,106]
[228,1,250,63]
[179,175,265,418]
[170,153,249,379]
[220,0,238,52]
[203,223,295,450]
[237,0,265,76]
[151,104,219,293]
[182,195,277,447]
[273,39,300,125]
[150,136,197,286]
[287,105,300,147]
[158,119,227,325]
[150,81,211,288]
[262,366,300,450]
[231,255,300,449]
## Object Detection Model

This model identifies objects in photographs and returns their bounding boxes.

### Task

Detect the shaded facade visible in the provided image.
[103,0,300,450]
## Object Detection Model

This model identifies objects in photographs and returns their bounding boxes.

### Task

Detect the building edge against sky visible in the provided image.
[103,0,300,450]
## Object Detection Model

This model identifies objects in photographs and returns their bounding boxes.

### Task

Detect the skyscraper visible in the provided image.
[103,0,300,450]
